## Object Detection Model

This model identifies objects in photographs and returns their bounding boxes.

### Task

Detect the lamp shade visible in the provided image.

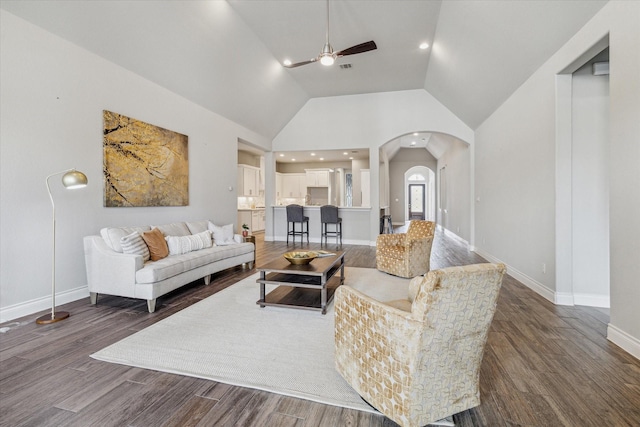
[62,170,88,189]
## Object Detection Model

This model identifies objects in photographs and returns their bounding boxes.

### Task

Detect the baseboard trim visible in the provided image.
[473,248,556,304]
[0,286,88,324]
[555,292,575,306]
[607,324,640,360]
[573,293,610,308]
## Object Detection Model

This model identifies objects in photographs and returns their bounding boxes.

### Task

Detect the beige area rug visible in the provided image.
[91,267,409,413]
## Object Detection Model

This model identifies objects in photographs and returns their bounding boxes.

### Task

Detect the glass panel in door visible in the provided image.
[409,184,425,220]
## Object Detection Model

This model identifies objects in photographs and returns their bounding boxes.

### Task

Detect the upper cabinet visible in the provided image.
[237,164,260,196]
[305,169,330,187]
[281,173,306,198]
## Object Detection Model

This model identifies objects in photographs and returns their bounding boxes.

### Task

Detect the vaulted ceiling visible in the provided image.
[1,0,607,140]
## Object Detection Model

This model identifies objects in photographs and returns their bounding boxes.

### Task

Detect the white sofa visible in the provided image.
[83,220,255,312]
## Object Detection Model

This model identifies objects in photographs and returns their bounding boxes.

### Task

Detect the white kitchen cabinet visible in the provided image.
[361,169,370,207]
[237,210,252,233]
[281,173,306,198]
[275,172,283,199]
[305,169,330,187]
[238,208,265,233]
[237,165,260,196]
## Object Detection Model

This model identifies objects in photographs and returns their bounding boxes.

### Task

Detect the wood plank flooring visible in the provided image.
[1,228,639,426]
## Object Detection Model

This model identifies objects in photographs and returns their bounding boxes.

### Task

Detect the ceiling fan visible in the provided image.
[284,0,377,68]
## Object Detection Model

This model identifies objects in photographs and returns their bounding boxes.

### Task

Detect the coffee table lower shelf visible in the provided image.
[256,272,344,314]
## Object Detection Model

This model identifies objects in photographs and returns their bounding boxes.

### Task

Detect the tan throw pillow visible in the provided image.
[141,228,169,261]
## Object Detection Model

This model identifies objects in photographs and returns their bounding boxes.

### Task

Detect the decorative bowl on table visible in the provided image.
[283,251,318,265]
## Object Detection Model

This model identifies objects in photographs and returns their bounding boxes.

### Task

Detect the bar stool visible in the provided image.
[286,204,309,244]
[381,214,393,234]
[320,205,342,245]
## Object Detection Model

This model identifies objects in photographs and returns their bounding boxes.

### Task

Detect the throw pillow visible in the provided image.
[120,231,150,262]
[166,230,213,255]
[208,222,235,245]
[141,228,169,261]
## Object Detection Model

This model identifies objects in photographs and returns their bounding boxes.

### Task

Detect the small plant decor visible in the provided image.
[242,223,249,237]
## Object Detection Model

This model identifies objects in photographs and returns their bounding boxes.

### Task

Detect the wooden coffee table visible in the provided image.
[256,251,345,314]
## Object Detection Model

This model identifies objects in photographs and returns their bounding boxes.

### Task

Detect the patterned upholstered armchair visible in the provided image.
[335,263,506,427]
[376,220,436,278]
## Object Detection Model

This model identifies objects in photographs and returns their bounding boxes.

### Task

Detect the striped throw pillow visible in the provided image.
[120,231,150,262]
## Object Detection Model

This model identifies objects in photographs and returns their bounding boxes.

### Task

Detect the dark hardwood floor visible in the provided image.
[1,227,639,426]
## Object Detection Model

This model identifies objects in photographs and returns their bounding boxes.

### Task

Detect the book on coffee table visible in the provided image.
[314,250,336,257]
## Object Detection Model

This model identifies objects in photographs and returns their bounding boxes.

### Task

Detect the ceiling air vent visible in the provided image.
[339,64,352,69]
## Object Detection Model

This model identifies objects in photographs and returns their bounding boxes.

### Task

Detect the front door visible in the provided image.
[408,184,425,220]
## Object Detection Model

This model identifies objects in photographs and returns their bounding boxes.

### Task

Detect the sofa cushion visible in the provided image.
[120,231,150,262]
[209,222,235,245]
[186,220,209,235]
[100,225,151,252]
[141,228,169,261]
[166,230,213,255]
[153,222,191,237]
[135,243,254,284]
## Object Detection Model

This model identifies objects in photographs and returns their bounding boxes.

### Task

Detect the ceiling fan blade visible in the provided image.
[284,58,318,68]
[335,40,377,57]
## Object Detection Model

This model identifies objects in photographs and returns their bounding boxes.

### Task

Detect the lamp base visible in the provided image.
[35,311,70,325]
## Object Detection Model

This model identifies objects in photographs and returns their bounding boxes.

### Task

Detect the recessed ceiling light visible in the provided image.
[419,42,429,50]
[283,59,292,66]
[310,153,316,156]
[319,158,324,161]
[349,157,353,160]
[291,158,296,161]
[279,153,285,157]
[413,132,419,136]
[410,141,416,146]
[343,152,348,155]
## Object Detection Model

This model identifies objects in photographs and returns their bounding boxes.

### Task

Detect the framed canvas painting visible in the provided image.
[103,110,188,207]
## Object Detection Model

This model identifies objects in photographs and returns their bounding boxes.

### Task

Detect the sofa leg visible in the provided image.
[204,275,211,285]
[90,292,98,305]
[147,299,157,313]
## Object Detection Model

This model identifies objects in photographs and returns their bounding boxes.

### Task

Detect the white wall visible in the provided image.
[0,11,270,321]
[474,1,640,357]
[571,53,610,307]
[438,138,471,242]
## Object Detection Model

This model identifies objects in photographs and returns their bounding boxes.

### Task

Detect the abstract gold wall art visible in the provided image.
[103,110,188,207]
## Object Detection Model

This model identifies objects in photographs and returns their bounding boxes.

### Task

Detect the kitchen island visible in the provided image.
[271,205,372,245]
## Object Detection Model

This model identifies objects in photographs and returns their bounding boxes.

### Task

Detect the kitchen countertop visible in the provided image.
[238,207,265,211]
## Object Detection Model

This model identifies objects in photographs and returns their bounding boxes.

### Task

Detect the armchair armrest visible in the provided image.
[376,233,406,247]
[334,285,421,415]
[83,236,143,298]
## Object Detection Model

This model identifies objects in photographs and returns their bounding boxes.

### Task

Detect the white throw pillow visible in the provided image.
[208,222,235,245]
[120,231,150,262]
[165,230,213,255]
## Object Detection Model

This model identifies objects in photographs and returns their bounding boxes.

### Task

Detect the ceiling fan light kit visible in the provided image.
[284,0,376,69]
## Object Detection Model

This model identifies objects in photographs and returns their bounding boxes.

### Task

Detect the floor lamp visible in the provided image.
[36,169,88,325]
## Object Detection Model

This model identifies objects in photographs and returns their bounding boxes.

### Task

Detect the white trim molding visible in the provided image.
[573,293,610,308]
[473,249,556,304]
[607,324,640,360]
[0,285,88,324]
